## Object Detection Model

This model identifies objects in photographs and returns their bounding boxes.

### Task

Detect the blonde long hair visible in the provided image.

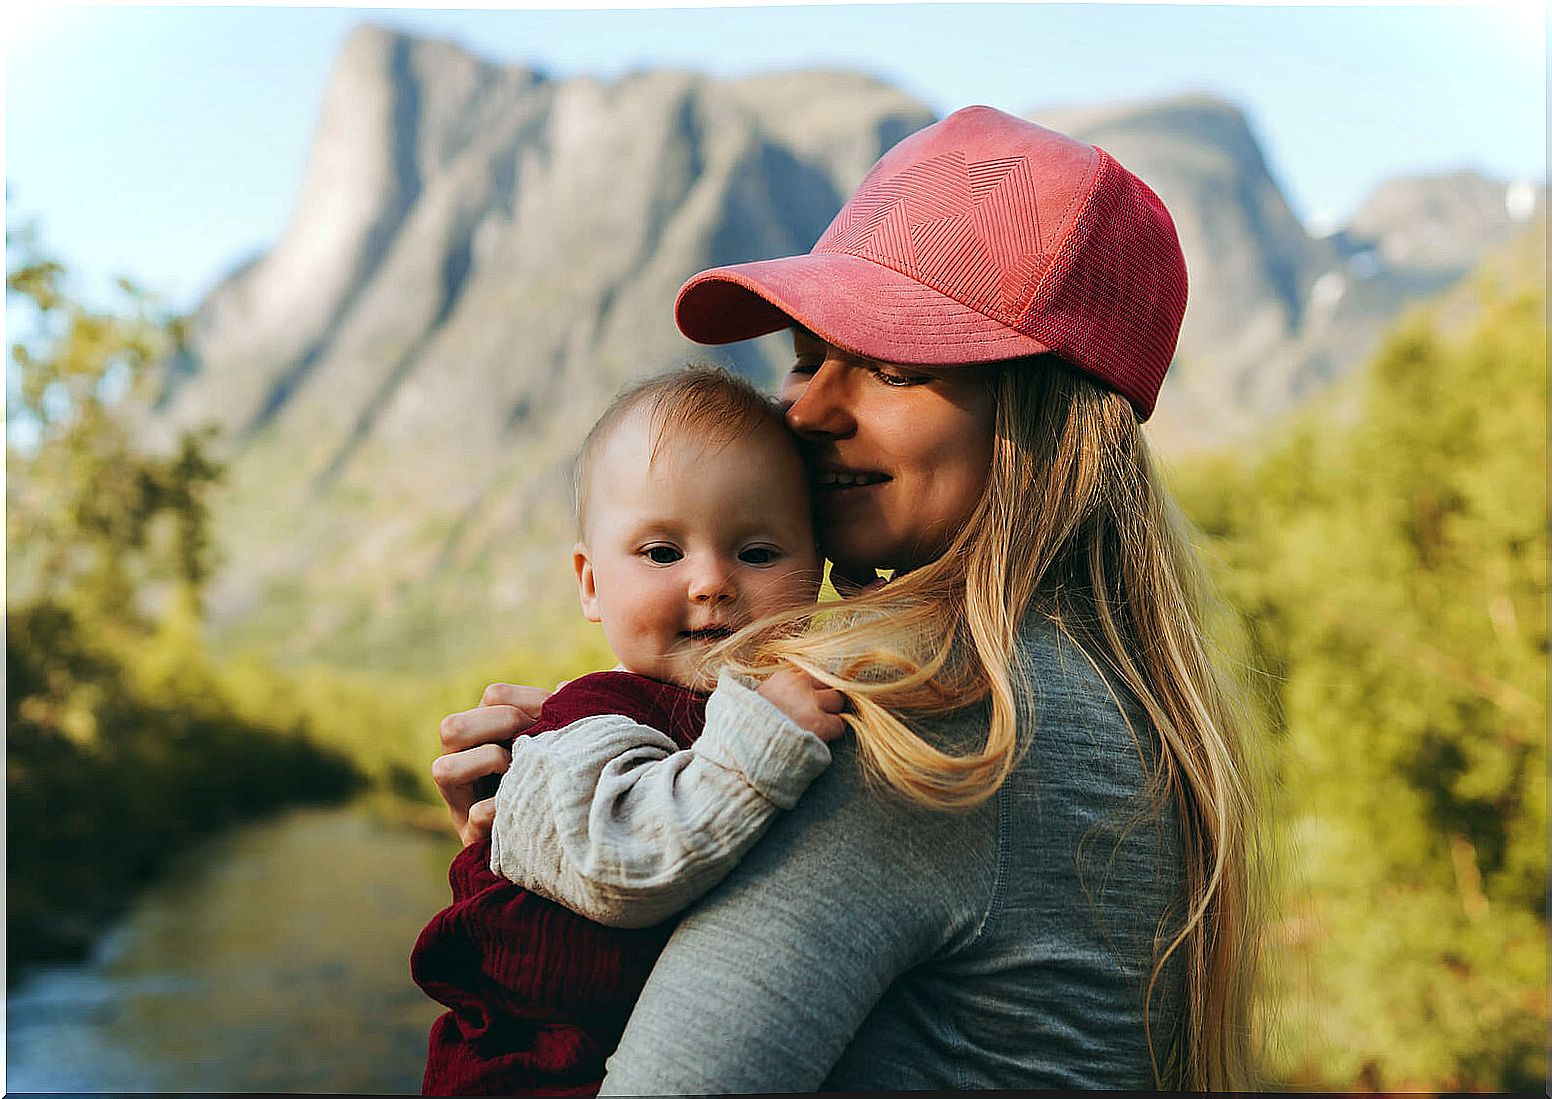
[716,356,1266,1091]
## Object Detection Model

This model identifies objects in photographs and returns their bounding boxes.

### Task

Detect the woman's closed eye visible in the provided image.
[870,365,931,388]
[641,544,683,565]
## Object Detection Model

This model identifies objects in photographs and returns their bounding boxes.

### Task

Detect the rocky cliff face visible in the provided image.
[157,25,1544,664]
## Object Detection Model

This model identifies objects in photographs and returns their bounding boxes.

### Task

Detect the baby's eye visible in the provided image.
[739,546,781,565]
[642,545,683,565]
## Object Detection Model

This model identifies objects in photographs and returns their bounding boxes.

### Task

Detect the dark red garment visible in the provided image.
[411,672,708,1097]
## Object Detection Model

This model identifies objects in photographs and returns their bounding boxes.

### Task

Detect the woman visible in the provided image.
[434,105,1264,1091]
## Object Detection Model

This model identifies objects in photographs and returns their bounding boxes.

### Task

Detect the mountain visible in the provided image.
[1345,170,1545,280]
[154,25,1545,666]
[156,25,933,664]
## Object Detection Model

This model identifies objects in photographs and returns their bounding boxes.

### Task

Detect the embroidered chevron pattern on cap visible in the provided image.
[814,152,1045,323]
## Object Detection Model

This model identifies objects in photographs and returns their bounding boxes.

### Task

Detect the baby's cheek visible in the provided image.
[778,564,822,606]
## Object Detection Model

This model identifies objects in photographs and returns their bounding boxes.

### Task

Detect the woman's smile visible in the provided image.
[812,466,892,490]
[810,465,892,527]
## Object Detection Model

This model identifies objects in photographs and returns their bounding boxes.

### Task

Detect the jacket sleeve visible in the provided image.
[487,669,832,929]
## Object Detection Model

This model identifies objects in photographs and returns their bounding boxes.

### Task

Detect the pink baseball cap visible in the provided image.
[674,105,1188,420]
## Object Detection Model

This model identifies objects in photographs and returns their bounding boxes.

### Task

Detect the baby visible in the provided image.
[410,366,843,1096]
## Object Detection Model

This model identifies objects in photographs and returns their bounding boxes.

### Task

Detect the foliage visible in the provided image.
[7,230,218,621]
[5,231,365,967]
[206,623,618,804]
[5,228,625,971]
[7,601,364,965]
[1174,272,1547,1089]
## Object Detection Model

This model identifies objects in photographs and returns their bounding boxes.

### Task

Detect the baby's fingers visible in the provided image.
[810,708,848,744]
[807,688,849,743]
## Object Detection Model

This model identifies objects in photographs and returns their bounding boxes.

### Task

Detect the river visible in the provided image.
[7,802,463,1093]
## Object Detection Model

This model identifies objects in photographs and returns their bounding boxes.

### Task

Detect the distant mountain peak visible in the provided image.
[1346,170,1547,276]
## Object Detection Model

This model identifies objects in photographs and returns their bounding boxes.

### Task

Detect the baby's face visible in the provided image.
[574,412,821,689]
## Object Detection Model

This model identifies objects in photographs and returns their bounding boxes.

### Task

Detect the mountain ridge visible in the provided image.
[152,26,1545,665]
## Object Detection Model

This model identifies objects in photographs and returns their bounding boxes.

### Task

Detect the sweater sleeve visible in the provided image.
[487,669,833,929]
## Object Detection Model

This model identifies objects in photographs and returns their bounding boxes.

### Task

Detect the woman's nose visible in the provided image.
[783,362,856,440]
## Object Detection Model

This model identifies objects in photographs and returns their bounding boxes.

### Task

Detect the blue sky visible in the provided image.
[4,2,1546,312]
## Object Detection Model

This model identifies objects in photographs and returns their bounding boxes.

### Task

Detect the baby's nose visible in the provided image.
[688,564,736,604]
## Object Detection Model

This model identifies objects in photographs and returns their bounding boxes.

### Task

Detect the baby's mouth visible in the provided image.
[681,626,736,644]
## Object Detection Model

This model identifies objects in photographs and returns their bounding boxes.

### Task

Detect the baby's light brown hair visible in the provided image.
[574,365,798,538]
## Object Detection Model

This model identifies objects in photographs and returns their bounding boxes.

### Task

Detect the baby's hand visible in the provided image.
[757,667,848,743]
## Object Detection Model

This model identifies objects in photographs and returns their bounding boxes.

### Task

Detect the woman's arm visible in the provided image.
[489,671,833,929]
[599,736,996,1093]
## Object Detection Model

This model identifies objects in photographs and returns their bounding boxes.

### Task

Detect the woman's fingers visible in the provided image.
[432,742,513,804]
[433,684,547,844]
[464,795,498,846]
[478,682,551,719]
[431,742,513,845]
[439,704,529,753]
[818,688,847,714]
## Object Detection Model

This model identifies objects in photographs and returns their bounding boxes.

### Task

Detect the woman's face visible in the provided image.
[779,327,996,578]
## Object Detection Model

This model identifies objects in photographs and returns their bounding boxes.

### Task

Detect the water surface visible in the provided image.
[8,803,462,1092]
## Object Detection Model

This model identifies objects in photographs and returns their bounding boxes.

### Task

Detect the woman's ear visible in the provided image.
[573,543,602,623]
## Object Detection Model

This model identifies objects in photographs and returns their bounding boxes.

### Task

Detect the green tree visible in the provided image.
[7,224,220,628]
[1179,269,1547,1088]
[6,228,363,967]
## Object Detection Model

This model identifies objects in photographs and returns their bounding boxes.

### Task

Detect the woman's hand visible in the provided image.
[433,682,551,845]
[758,668,848,742]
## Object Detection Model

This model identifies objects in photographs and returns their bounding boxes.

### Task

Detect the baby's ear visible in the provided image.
[573,543,602,623]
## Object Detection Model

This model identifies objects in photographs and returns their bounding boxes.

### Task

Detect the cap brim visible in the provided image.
[674,253,1052,367]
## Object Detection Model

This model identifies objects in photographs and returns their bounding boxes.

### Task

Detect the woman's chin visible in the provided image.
[818,510,950,582]
[821,534,943,583]
[820,542,897,585]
